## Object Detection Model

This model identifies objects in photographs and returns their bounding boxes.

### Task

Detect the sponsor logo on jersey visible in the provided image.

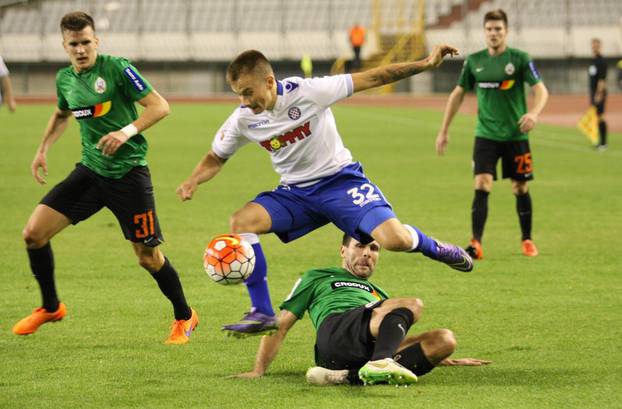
[71,100,112,119]
[477,80,515,90]
[475,67,484,73]
[260,121,311,152]
[248,119,270,129]
[94,77,107,94]
[529,61,541,80]
[288,106,301,120]
[331,281,382,300]
[505,62,515,75]
[284,81,299,93]
[123,67,146,92]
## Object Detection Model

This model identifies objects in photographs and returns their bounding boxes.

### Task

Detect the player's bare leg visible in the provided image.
[133,242,197,344]
[467,173,493,259]
[512,180,537,256]
[371,218,473,272]
[223,202,278,337]
[13,205,71,335]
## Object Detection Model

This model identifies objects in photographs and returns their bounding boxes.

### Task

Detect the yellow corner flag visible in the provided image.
[577,106,599,145]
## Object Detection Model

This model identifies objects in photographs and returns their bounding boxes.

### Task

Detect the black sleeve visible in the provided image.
[597,59,608,80]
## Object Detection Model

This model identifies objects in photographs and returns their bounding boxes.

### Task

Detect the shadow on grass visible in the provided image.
[230,367,594,389]
[422,367,593,387]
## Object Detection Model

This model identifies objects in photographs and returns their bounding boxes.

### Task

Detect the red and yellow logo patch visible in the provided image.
[71,100,112,120]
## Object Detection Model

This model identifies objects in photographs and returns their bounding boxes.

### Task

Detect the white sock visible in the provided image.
[238,232,260,245]
[404,225,420,252]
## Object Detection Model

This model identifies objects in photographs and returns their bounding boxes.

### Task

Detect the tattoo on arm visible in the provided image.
[370,63,426,85]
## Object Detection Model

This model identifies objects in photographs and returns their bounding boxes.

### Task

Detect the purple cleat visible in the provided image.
[434,240,474,272]
[222,310,279,338]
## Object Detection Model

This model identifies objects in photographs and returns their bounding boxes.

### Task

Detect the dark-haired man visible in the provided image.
[234,235,490,386]
[436,9,549,260]
[177,46,474,337]
[13,11,198,344]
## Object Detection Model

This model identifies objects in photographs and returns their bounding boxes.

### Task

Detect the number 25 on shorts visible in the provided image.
[514,153,533,174]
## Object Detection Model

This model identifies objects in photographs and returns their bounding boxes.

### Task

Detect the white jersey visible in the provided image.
[211,74,355,185]
[0,56,8,77]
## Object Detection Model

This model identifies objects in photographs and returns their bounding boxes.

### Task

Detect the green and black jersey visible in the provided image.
[458,47,542,141]
[280,267,389,329]
[56,54,153,178]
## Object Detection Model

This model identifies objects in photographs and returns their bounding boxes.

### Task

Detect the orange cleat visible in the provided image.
[12,303,66,335]
[165,308,199,345]
[465,239,484,260]
[521,240,539,257]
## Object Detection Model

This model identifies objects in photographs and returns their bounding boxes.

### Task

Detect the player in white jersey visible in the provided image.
[177,47,473,337]
[0,55,17,112]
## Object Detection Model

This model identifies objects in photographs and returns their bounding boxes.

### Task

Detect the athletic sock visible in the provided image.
[515,192,533,241]
[27,242,59,312]
[471,189,489,242]
[150,257,192,321]
[394,342,435,376]
[370,308,415,361]
[405,225,438,258]
[598,120,608,146]
[240,233,275,317]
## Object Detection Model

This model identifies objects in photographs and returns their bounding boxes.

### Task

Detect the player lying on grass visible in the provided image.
[12,11,197,344]
[177,45,473,338]
[235,235,490,386]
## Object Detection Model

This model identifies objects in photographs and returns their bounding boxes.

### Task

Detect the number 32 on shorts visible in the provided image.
[514,153,533,174]
[347,183,381,207]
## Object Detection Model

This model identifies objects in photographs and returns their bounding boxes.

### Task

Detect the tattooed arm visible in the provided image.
[351,44,458,93]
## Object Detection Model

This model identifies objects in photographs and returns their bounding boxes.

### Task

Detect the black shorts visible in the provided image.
[41,163,163,246]
[473,137,534,181]
[591,92,607,115]
[314,300,384,370]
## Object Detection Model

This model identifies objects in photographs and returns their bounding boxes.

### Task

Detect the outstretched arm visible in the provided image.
[234,310,298,378]
[97,89,170,156]
[176,149,227,201]
[436,85,466,155]
[518,81,549,133]
[351,44,458,93]
[31,107,72,184]
[440,357,492,366]
[1,75,16,112]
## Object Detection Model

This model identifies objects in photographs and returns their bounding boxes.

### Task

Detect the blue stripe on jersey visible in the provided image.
[277,81,283,95]
[123,67,147,92]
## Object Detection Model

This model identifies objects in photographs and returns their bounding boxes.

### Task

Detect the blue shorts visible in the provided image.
[253,162,396,244]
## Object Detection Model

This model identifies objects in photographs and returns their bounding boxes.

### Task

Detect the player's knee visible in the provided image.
[512,182,528,195]
[22,225,47,249]
[394,297,424,321]
[435,329,457,356]
[137,252,160,273]
[229,211,253,234]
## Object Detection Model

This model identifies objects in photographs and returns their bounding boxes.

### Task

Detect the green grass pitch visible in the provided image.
[1,103,621,408]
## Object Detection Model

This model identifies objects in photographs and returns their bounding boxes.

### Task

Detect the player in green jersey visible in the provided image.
[234,235,490,386]
[12,11,198,344]
[436,9,549,260]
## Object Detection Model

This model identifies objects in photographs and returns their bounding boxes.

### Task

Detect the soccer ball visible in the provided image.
[203,234,256,285]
